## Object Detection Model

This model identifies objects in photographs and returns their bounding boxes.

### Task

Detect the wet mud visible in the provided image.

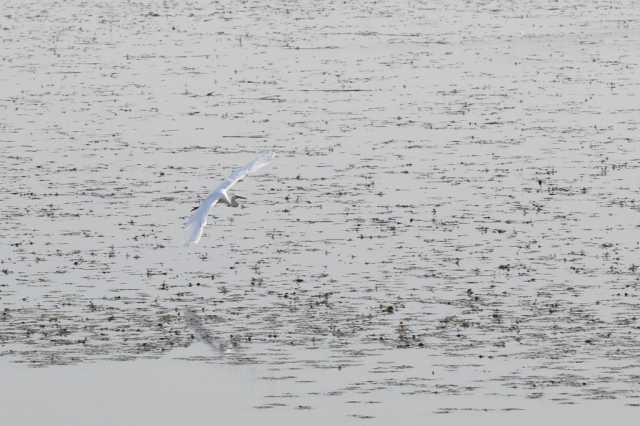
[1,0,640,420]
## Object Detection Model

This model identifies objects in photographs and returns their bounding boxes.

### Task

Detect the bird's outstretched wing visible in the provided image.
[219,151,275,192]
[184,151,275,245]
[184,189,223,244]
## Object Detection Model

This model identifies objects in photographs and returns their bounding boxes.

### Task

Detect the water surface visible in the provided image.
[1,0,639,422]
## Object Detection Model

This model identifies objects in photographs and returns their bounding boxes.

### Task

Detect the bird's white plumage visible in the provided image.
[184,151,275,244]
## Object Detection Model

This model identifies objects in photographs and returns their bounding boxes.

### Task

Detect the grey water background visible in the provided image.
[1,0,639,423]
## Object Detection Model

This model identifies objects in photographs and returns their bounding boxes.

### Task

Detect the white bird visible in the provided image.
[184,151,275,244]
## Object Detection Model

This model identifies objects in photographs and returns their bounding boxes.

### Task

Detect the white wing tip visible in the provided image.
[184,207,207,245]
[258,151,275,161]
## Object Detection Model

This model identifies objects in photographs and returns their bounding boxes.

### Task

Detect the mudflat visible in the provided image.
[1,0,639,423]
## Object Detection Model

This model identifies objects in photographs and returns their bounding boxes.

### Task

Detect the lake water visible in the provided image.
[1,0,639,423]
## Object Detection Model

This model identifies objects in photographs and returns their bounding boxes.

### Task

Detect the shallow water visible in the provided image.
[1,0,640,422]
[1,343,638,425]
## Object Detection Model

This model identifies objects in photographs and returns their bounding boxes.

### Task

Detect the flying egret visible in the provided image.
[184,151,275,244]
